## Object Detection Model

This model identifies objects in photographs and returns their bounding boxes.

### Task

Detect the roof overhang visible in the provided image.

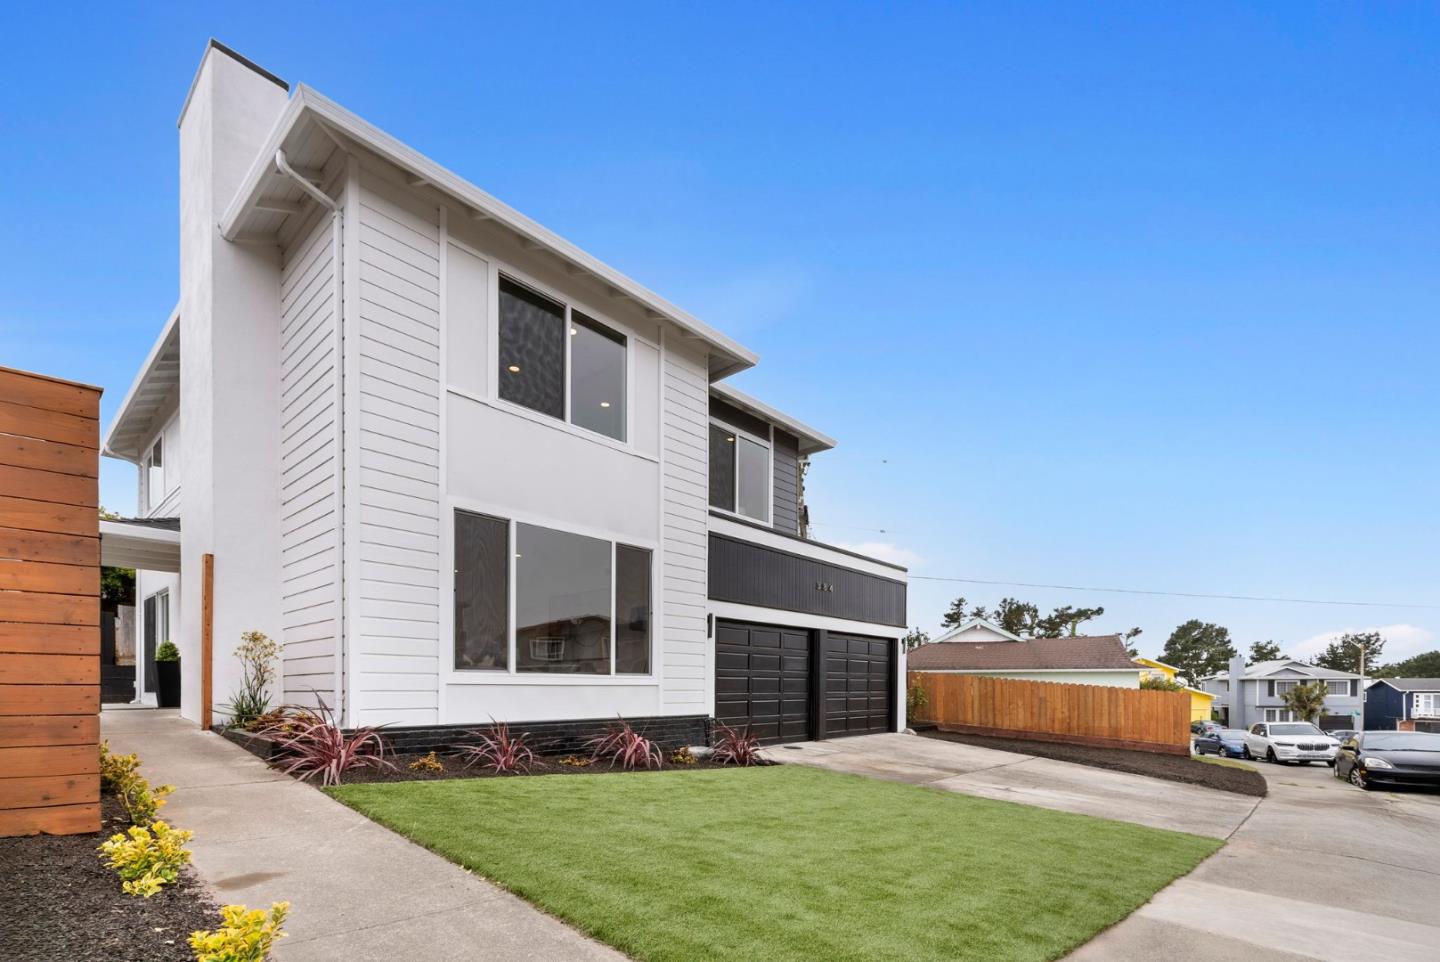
[710,382,836,455]
[100,519,181,572]
[102,308,180,462]
[932,617,1025,644]
[219,85,758,380]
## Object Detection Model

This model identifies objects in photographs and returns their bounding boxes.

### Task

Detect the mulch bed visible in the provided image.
[0,795,220,962]
[918,728,1268,798]
[334,750,739,784]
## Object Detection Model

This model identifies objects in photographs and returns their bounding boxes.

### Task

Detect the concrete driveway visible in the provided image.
[773,734,1440,962]
[765,732,1259,838]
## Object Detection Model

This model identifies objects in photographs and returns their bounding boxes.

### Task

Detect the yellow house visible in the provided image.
[1134,657,1217,722]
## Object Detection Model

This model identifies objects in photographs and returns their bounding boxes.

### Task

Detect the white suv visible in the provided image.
[1243,722,1340,765]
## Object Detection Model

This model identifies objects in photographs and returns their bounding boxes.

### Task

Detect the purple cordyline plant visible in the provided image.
[710,722,764,766]
[454,721,536,774]
[585,717,663,771]
[260,696,393,787]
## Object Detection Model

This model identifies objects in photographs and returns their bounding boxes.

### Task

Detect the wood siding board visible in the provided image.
[0,714,98,748]
[0,369,100,419]
[0,465,97,508]
[0,802,99,836]
[0,528,99,566]
[0,435,97,478]
[0,559,97,596]
[0,401,97,449]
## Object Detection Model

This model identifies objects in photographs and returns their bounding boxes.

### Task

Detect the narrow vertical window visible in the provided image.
[615,545,651,674]
[454,511,509,670]
[736,436,770,521]
[709,424,736,511]
[569,311,627,441]
[515,524,611,674]
[147,437,164,510]
[498,277,565,419]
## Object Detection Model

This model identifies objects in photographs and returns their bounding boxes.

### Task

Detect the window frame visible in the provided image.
[1264,708,1300,723]
[146,437,164,511]
[1325,679,1353,697]
[494,271,632,445]
[1415,693,1440,718]
[707,415,773,525]
[447,502,656,684]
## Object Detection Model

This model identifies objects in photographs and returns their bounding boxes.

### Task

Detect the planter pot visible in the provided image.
[156,660,181,709]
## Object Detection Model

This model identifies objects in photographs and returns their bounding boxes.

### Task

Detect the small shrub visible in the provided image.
[710,722,763,767]
[455,722,535,774]
[221,630,282,729]
[190,902,289,962]
[1140,675,1185,692]
[98,820,193,897]
[408,751,444,774]
[906,681,929,721]
[586,717,662,771]
[262,698,392,787]
[155,640,180,662]
[100,742,174,824]
[558,755,592,768]
[669,746,697,765]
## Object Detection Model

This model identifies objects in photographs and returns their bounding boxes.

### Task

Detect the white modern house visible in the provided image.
[98,41,906,747]
[1198,657,1364,732]
[907,618,1141,688]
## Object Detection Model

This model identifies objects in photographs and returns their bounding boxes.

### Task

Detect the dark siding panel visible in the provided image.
[708,534,907,627]
[772,430,801,535]
[709,397,771,439]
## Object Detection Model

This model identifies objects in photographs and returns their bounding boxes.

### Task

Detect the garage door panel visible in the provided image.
[714,620,812,745]
[823,632,894,737]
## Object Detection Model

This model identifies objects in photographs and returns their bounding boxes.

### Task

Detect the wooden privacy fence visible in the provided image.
[0,366,102,836]
[910,672,1191,755]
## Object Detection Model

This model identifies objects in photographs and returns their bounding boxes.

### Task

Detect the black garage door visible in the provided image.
[715,621,811,744]
[824,633,894,737]
[715,620,895,744]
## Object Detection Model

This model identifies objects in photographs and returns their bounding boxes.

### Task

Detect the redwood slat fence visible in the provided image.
[909,672,1192,756]
[0,366,102,836]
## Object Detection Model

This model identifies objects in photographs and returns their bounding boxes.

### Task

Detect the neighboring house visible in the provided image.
[1199,657,1363,732]
[1134,656,1217,722]
[1365,679,1440,733]
[908,626,1141,688]
[96,41,907,747]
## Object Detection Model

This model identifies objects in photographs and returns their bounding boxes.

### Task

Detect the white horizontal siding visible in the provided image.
[351,168,442,724]
[280,202,340,709]
[661,338,711,711]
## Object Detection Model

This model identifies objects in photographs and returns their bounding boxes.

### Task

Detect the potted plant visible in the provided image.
[154,640,181,709]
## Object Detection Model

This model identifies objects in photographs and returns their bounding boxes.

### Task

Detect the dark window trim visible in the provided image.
[709,510,908,572]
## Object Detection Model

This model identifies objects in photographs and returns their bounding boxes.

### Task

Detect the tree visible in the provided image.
[1159,620,1236,686]
[1140,675,1184,692]
[940,597,987,629]
[1248,640,1284,664]
[1375,650,1440,678]
[1122,627,1143,658]
[1311,631,1385,675]
[97,506,135,607]
[1281,681,1327,724]
[990,597,1039,637]
[1036,605,1106,638]
[901,628,930,652]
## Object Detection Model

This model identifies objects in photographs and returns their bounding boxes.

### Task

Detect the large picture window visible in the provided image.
[708,420,770,522]
[452,510,652,676]
[497,275,627,442]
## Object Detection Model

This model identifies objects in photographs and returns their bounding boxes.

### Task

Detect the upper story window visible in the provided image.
[146,437,165,510]
[709,420,770,522]
[1325,679,1354,697]
[497,276,627,442]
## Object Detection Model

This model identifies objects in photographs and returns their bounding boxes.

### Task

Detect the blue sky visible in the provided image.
[2,3,1436,663]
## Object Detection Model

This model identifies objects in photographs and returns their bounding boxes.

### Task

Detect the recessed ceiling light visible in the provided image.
[507,364,520,373]
[726,436,735,442]
[570,328,578,335]
[600,401,610,408]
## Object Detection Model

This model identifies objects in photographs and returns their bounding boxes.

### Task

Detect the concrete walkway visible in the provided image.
[765,732,1259,838]
[102,708,625,962]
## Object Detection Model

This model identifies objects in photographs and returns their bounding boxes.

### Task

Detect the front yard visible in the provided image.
[329,764,1219,962]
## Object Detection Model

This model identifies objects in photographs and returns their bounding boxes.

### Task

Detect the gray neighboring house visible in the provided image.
[1200,657,1364,732]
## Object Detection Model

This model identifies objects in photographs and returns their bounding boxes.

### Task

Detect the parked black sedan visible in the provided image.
[1194,728,1249,759]
[1334,731,1440,790]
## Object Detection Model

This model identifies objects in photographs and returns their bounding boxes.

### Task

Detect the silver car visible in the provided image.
[1243,722,1340,765]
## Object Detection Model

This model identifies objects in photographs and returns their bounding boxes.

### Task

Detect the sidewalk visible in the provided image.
[102,708,626,962]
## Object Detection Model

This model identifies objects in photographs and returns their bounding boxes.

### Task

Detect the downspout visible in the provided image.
[273,148,348,723]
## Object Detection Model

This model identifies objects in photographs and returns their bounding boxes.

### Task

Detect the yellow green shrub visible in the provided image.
[98,820,194,897]
[99,740,175,824]
[99,740,140,792]
[190,902,290,962]
[409,751,444,774]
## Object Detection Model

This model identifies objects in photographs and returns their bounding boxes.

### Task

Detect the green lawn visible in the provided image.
[328,766,1219,962]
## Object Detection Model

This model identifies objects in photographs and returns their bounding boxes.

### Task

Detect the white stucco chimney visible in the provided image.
[176,42,290,723]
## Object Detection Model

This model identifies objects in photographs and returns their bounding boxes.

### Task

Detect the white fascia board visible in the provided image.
[219,86,758,378]
[102,306,180,462]
[708,513,906,578]
[710,381,836,454]
[931,617,1025,644]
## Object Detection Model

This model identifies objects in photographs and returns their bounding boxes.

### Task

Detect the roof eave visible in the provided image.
[102,306,180,463]
[710,382,836,454]
[219,86,758,379]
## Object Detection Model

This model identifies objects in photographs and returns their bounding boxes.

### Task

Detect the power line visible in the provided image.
[906,574,1440,610]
